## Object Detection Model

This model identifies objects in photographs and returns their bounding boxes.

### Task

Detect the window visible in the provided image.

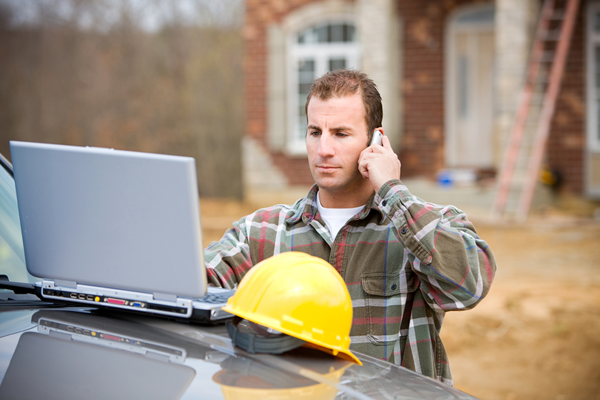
[588,3,600,152]
[0,159,37,285]
[286,21,360,154]
[586,3,600,197]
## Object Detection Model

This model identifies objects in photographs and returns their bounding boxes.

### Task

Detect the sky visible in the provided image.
[0,0,244,31]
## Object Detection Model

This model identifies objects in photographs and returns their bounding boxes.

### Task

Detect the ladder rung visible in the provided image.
[530,73,550,84]
[538,51,555,63]
[530,93,545,103]
[540,29,561,41]
[531,99,544,106]
[508,176,528,187]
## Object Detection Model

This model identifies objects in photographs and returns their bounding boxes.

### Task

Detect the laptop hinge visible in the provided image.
[54,279,77,289]
[153,292,177,302]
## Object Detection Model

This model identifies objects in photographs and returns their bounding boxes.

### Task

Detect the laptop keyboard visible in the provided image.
[196,290,235,304]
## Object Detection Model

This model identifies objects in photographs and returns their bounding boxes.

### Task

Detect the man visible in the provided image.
[205,69,496,386]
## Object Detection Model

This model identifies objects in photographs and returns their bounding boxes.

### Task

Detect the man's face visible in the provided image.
[306,93,371,200]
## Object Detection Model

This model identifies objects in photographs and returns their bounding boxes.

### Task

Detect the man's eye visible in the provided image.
[336,132,348,137]
[309,131,321,136]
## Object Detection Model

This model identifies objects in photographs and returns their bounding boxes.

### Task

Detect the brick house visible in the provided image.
[242,0,600,214]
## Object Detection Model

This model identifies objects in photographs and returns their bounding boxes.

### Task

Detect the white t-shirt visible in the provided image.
[316,192,365,239]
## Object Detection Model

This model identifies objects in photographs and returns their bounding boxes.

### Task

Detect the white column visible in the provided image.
[494,0,540,165]
[356,0,401,148]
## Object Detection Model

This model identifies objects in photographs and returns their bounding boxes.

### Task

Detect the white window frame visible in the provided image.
[286,21,360,155]
[586,2,600,153]
[586,2,600,198]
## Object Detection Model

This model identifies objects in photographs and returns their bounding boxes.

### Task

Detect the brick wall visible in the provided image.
[547,0,586,194]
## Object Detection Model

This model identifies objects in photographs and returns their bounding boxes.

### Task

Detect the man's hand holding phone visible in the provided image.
[358,130,401,193]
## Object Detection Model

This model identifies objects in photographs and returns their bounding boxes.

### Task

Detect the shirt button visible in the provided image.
[401,227,407,234]
[391,283,398,291]
[382,200,387,207]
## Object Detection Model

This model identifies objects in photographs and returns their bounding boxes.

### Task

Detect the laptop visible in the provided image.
[9,141,234,323]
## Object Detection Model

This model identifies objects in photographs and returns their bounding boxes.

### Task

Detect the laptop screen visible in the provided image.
[10,141,207,299]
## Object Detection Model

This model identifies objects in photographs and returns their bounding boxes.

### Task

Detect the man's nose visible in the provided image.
[317,133,335,157]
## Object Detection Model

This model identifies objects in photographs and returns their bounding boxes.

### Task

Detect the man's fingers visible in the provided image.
[358,159,370,179]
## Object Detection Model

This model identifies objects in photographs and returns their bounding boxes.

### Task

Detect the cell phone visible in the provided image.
[370,130,383,146]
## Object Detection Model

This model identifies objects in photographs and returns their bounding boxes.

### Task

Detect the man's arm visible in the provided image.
[377,179,497,312]
[359,135,495,311]
[204,217,254,289]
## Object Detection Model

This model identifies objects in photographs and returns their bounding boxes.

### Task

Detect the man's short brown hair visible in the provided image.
[305,69,383,143]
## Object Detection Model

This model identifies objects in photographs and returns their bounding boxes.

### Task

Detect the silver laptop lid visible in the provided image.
[10,141,207,299]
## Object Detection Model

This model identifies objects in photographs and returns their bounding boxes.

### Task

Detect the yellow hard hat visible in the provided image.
[223,252,361,365]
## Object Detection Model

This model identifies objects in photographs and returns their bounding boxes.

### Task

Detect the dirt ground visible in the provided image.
[199,198,600,400]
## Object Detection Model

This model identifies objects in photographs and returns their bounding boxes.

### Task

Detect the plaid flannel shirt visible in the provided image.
[205,179,497,386]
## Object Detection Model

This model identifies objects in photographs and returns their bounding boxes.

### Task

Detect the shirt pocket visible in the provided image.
[361,271,418,347]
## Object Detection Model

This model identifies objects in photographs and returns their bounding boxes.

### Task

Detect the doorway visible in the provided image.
[445,5,496,169]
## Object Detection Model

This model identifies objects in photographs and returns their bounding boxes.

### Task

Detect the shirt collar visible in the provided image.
[285,185,386,226]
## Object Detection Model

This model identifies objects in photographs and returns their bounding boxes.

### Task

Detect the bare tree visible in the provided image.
[0,0,244,198]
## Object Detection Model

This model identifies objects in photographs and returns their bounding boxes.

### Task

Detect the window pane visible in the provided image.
[316,25,328,43]
[298,93,309,140]
[298,59,314,75]
[298,59,315,94]
[298,117,308,141]
[456,6,495,24]
[298,82,311,95]
[329,58,346,71]
[297,22,357,45]
[297,27,316,44]
[459,55,469,118]
[297,60,314,141]
[344,23,356,42]
[330,23,344,42]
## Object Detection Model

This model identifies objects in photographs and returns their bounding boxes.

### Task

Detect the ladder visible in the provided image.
[491,0,580,221]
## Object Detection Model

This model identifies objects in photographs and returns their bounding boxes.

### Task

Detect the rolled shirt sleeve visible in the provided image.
[375,179,497,312]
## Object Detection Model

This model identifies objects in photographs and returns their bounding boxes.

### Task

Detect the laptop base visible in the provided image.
[38,280,234,323]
